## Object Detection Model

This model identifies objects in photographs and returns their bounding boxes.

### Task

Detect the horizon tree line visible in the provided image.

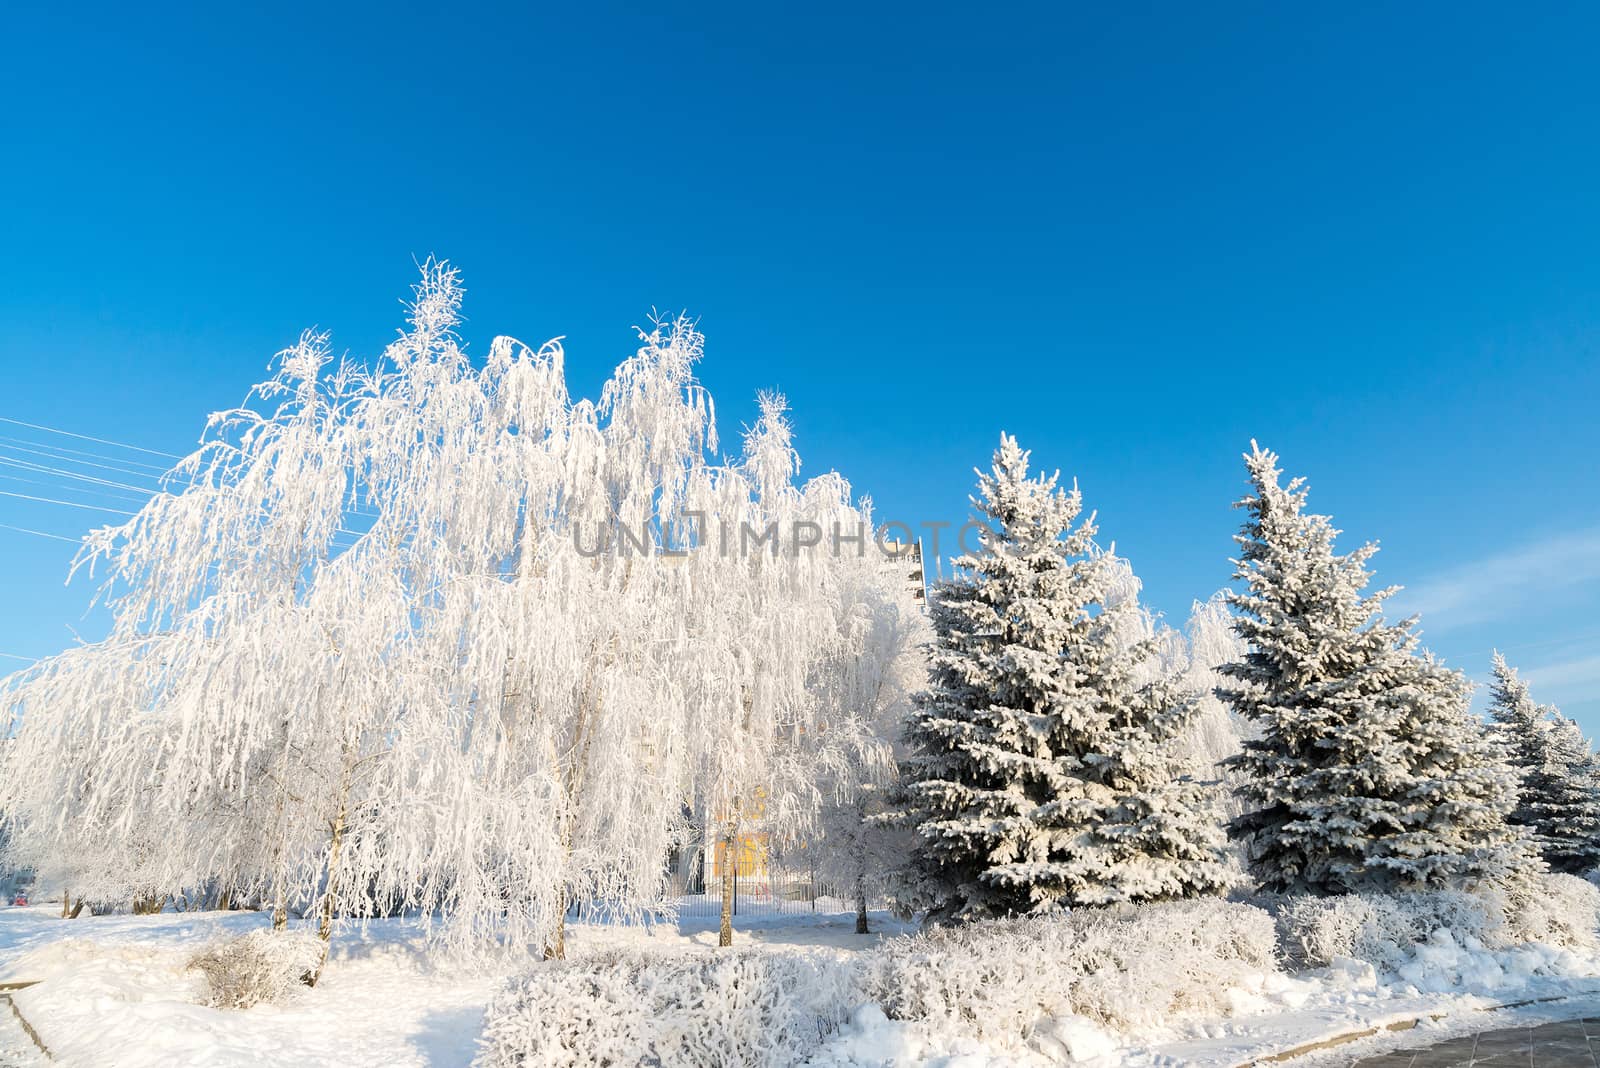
[1,264,1594,959]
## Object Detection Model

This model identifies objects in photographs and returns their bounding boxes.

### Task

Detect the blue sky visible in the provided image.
[2,3,1597,727]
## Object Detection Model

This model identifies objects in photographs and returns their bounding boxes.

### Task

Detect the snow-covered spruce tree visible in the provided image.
[1222,443,1539,895]
[1488,654,1547,789]
[1537,716,1600,874]
[1487,654,1600,874]
[896,435,1231,922]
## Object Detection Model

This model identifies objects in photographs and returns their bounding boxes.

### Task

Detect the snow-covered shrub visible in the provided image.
[1504,872,1600,949]
[1279,895,1415,971]
[474,948,859,1067]
[1401,890,1506,948]
[1278,880,1600,979]
[187,929,323,1009]
[863,899,1276,1050]
[1276,891,1503,972]
[1064,899,1278,1027]
[864,918,1070,1046]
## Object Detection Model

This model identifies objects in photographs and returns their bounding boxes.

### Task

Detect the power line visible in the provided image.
[1,442,383,521]
[0,523,81,545]
[0,417,392,530]
[0,415,185,460]
[0,476,371,541]
[0,454,173,499]
[0,490,137,516]
[0,471,87,496]
[0,434,172,474]
[0,476,141,517]
[0,441,176,484]
[0,465,156,506]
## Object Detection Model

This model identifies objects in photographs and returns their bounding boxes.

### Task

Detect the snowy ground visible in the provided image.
[0,904,910,1067]
[821,966,1600,1068]
[5,904,1600,1067]
[0,998,47,1068]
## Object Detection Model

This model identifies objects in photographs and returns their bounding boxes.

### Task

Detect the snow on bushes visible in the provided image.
[474,948,859,1067]
[861,899,1277,1051]
[475,886,1600,1066]
[187,929,324,1009]
[1277,875,1600,978]
[476,901,1280,1066]
[1276,891,1502,971]
[1503,872,1600,950]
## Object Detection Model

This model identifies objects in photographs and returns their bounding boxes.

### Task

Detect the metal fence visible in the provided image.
[561,850,886,924]
[666,864,869,922]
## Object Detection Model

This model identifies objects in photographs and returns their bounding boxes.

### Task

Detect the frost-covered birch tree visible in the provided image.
[674,394,893,946]
[782,528,926,933]
[0,263,900,966]
[376,306,721,960]
[1167,593,1253,823]
[0,319,370,954]
[1097,565,1250,787]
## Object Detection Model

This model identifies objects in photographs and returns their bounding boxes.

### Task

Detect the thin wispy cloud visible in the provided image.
[1398,527,1600,632]
[1521,651,1600,694]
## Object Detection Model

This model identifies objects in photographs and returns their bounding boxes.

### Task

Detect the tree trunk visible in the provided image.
[60,891,71,919]
[131,893,169,915]
[267,763,291,932]
[544,888,567,961]
[718,834,736,948]
[307,800,348,988]
[68,899,84,919]
[852,823,871,933]
[543,646,606,963]
[217,887,232,913]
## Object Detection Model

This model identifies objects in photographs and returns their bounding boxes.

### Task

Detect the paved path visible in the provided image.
[1353,1017,1600,1067]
